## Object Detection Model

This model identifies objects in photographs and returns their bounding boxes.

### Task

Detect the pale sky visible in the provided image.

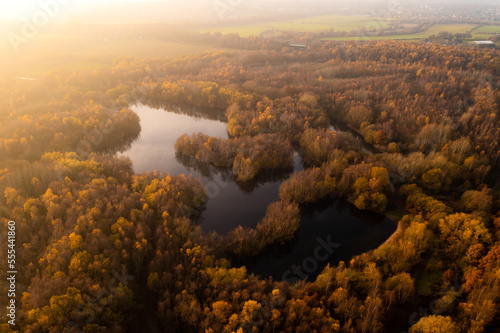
[0,0,494,23]
[0,0,166,21]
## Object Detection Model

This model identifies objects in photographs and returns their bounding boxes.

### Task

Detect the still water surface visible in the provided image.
[121,104,396,280]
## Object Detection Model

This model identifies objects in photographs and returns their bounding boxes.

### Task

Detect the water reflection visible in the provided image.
[120,104,292,234]
[175,152,297,194]
[245,195,395,282]
[104,131,139,155]
[120,104,228,176]
[142,100,227,122]
[120,104,396,266]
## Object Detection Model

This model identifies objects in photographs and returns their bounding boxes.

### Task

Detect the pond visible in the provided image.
[120,104,396,280]
[245,197,395,281]
[120,104,298,234]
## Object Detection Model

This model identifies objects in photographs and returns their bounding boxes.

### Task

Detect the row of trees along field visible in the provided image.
[0,40,499,332]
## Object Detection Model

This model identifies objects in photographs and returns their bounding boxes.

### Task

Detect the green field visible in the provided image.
[201,14,481,42]
[201,14,396,37]
[323,24,478,41]
[470,25,500,40]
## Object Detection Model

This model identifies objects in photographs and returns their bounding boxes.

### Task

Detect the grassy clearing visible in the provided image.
[473,25,500,34]
[201,14,395,37]
[323,24,478,41]
[469,25,500,40]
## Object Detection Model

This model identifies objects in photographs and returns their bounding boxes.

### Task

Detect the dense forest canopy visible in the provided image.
[0,40,499,332]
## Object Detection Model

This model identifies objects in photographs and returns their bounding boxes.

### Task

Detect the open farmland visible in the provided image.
[470,24,500,40]
[323,24,478,41]
[200,14,396,37]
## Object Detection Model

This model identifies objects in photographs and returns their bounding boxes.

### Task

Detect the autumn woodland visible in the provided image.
[0,30,499,333]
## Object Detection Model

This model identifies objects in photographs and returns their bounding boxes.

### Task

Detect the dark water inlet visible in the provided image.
[245,196,395,281]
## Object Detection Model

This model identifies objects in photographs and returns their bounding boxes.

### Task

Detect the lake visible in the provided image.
[120,104,396,280]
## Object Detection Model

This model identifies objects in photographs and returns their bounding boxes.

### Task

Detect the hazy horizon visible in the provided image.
[0,0,497,24]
